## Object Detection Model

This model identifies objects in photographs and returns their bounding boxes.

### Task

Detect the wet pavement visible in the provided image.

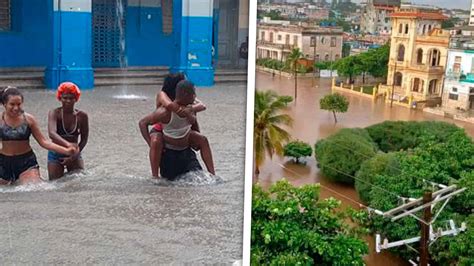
[255,71,474,265]
[0,84,246,264]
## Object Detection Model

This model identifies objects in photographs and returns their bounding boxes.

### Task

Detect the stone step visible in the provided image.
[0,67,44,74]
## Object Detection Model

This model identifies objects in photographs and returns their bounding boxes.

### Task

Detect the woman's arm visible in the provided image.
[191,98,206,113]
[78,111,89,152]
[47,109,72,148]
[158,91,180,112]
[28,114,75,155]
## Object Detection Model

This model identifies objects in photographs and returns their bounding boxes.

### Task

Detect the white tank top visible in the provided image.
[163,112,192,139]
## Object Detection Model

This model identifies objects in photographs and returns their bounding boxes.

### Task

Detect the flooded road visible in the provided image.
[0,84,246,264]
[255,71,474,265]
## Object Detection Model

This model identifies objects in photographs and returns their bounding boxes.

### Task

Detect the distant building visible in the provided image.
[361,0,400,35]
[442,36,474,112]
[257,19,343,62]
[382,7,449,102]
[470,0,474,26]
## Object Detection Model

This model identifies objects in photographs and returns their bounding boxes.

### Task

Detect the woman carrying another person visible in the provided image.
[0,87,78,185]
[147,73,206,178]
[139,80,215,178]
[47,82,89,180]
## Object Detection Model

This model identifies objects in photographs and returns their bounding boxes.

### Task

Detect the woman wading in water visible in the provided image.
[0,87,77,185]
[48,82,89,180]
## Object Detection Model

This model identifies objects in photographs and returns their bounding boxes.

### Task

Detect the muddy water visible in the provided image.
[255,71,474,265]
[0,84,246,264]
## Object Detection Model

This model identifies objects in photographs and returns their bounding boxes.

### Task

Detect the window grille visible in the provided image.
[161,0,172,34]
[0,0,11,31]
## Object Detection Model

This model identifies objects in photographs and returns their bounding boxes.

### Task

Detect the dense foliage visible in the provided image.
[317,121,474,264]
[319,93,349,123]
[254,90,293,174]
[315,128,378,184]
[283,140,312,163]
[366,121,463,152]
[332,45,389,84]
[252,180,368,265]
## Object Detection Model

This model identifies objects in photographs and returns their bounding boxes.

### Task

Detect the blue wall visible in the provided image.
[0,0,52,67]
[126,6,175,66]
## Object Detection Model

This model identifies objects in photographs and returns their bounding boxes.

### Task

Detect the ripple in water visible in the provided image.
[154,170,224,187]
[113,94,148,100]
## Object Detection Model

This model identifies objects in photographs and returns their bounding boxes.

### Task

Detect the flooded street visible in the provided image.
[0,84,246,264]
[255,71,474,265]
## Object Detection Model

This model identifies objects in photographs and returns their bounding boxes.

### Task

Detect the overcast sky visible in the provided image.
[353,0,471,9]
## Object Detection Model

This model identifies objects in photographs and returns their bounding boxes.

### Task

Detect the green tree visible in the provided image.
[332,55,362,84]
[252,180,369,265]
[254,90,293,175]
[319,93,349,123]
[314,128,378,184]
[284,140,312,164]
[342,42,351,58]
[285,48,303,100]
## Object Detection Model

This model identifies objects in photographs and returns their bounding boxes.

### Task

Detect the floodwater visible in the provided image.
[0,84,246,264]
[255,71,474,265]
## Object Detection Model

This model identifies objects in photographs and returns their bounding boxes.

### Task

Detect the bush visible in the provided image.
[355,152,401,204]
[366,121,462,152]
[315,128,378,184]
[283,140,312,163]
[251,180,368,265]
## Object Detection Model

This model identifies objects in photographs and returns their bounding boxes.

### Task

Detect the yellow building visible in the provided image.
[384,8,449,105]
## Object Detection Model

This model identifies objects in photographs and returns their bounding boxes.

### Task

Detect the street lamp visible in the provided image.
[313,33,318,85]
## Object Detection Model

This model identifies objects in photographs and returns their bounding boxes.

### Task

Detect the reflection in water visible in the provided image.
[0,84,246,264]
[255,71,474,265]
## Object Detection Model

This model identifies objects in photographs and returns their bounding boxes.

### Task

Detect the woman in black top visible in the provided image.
[0,87,77,185]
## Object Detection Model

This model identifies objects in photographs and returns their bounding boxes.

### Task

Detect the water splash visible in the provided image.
[0,181,58,193]
[154,171,224,187]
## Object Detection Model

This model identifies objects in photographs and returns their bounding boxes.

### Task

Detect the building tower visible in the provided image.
[384,7,449,102]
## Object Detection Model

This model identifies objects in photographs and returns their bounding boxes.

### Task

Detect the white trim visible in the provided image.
[54,0,91,12]
[182,0,213,17]
[243,0,257,265]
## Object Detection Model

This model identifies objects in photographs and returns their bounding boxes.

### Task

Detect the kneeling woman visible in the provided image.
[0,87,77,185]
[47,82,89,180]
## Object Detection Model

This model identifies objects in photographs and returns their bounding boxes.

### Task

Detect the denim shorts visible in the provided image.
[47,151,82,165]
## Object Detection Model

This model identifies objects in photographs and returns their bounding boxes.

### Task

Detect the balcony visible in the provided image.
[256,40,295,51]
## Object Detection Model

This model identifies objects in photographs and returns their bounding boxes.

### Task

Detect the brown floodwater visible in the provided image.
[255,71,474,266]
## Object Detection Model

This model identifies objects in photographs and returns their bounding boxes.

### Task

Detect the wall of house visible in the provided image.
[0,0,53,67]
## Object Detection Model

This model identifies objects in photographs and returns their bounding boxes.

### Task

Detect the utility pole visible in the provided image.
[374,182,467,265]
[419,191,432,266]
[390,61,397,108]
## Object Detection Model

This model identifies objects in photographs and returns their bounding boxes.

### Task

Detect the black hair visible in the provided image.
[0,86,23,105]
[175,80,196,99]
[161,72,186,101]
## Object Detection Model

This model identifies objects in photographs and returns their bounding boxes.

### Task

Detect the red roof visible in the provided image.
[389,11,447,20]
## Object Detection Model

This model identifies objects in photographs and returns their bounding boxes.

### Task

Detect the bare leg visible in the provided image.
[65,158,84,173]
[18,168,43,185]
[150,132,164,178]
[189,131,215,175]
[48,163,65,180]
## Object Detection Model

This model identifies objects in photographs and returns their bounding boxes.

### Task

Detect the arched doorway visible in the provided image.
[429,79,438,94]
[394,72,402,86]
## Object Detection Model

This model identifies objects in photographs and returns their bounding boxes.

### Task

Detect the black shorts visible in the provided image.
[160,148,202,180]
[0,150,39,183]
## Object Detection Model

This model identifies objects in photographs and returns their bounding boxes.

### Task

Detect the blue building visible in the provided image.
[0,0,248,89]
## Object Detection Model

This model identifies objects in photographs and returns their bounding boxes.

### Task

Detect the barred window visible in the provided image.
[449,93,458,100]
[161,0,173,34]
[0,0,11,31]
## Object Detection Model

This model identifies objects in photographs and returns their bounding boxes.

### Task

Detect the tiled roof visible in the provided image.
[390,11,448,20]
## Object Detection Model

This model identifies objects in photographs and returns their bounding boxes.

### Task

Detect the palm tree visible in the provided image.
[254,90,293,175]
[285,48,303,100]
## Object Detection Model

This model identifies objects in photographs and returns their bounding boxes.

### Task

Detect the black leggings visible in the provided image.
[0,150,39,183]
